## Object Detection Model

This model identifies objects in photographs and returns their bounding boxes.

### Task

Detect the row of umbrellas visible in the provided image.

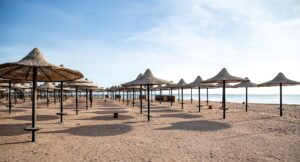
[118,68,300,121]
[1,48,299,142]
[0,48,103,142]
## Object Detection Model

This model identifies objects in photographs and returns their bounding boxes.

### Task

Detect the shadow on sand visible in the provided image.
[11,115,58,121]
[159,113,202,119]
[156,120,231,132]
[0,123,30,136]
[0,108,27,113]
[44,124,132,137]
[86,110,129,114]
[76,114,134,121]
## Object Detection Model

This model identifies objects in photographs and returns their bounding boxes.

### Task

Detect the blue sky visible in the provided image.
[0,0,300,94]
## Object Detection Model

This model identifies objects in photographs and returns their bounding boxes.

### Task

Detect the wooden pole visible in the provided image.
[140,85,143,114]
[46,88,49,107]
[206,88,209,105]
[75,86,78,115]
[245,87,248,112]
[159,88,162,104]
[86,88,88,110]
[222,80,226,119]
[170,88,173,106]
[132,88,135,107]
[60,82,64,122]
[190,88,193,103]
[181,87,183,109]
[147,84,150,121]
[31,67,37,141]
[8,80,11,114]
[198,86,201,112]
[280,83,282,116]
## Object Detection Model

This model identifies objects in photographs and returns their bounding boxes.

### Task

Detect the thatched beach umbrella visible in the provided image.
[124,69,170,121]
[165,81,176,106]
[174,79,187,109]
[64,78,91,115]
[186,76,215,112]
[0,81,13,113]
[258,73,300,116]
[122,73,144,113]
[0,48,83,142]
[232,77,257,112]
[38,82,59,107]
[202,68,248,119]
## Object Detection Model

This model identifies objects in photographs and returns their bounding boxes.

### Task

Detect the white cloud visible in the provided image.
[120,0,300,93]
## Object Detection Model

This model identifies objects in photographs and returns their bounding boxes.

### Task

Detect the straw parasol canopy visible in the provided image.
[232,77,257,88]
[232,77,257,112]
[258,72,300,87]
[0,48,82,81]
[129,69,171,86]
[38,82,59,90]
[258,72,300,116]
[122,73,143,87]
[202,68,248,83]
[202,68,248,119]
[0,48,83,142]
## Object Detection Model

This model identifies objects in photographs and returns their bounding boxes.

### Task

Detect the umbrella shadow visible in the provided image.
[44,124,132,137]
[156,120,231,132]
[0,109,27,113]
[86,110,129,114]
[11,115,58,121]
[159,113,202,119]
[0,123,30,136]
[150,109,182,113]
[0,141,31,146]
[77,114,134,121]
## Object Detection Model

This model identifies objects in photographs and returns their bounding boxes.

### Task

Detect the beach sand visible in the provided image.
[0,97,299,162]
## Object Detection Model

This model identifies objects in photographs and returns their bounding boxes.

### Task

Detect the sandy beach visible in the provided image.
[0,97,299,162]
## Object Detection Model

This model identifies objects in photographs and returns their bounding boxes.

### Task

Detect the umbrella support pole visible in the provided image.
[140,85,142,114]
[147,85,150,121]
[191,88,193,103]
[222,81,226,119]
[56,82,67,123]
[245,87,248,112]
[206,88,209,106]
[24,67,39,142]
[8,81,11,114]
[280,84,282,116]
[198,86,201,112]
[181,87,183,109]
[170,88,173,106]
[132,88,135,107]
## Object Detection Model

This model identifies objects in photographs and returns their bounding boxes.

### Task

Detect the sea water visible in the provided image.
[158,94,300,105]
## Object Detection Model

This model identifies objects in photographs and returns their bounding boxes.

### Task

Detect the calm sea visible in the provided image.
[162,94,300,105]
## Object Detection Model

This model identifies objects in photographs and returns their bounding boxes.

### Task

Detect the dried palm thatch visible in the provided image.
[202,68,248,83]
[258,72,300,87]
[215,82,233,88]
[186,76,216,88]
[130,69,170,86]
[0,48,83,81]
[232,77,257,88]
[174,79,187,88]
[122,73,143,87]
[38,82,59,90]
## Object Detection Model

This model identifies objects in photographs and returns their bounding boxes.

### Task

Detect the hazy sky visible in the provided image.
[0,0,299,94]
